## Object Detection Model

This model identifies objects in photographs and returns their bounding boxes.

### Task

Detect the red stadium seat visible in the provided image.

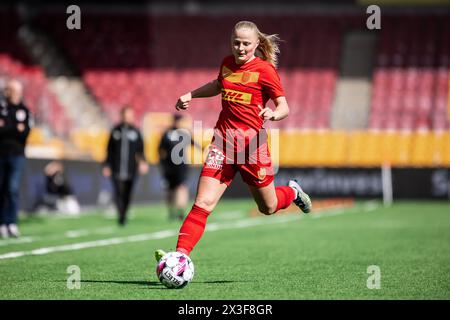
[369,13,450,131]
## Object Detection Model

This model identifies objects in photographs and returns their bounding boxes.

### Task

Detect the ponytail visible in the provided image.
[234,21,281,68]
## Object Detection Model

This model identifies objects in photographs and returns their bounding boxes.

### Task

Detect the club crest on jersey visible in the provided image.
[257,168,267,180]
[241,71,252,84]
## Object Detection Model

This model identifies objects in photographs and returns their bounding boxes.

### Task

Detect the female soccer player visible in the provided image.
[156,21,311,259]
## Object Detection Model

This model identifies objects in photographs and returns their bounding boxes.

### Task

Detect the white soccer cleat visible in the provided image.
[288,180,312,214]
[7,224,21,238]
[0,224,8,239]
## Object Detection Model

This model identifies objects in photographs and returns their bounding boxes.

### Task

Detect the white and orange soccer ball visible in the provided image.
[156,251,195,289]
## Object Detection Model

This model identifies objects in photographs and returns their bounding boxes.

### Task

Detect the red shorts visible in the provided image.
[200,143,274,188]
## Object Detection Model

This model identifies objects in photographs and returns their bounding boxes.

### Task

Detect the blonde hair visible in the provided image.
[233,21,281,68]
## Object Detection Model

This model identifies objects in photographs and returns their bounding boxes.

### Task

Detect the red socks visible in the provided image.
[275,186,296,212]
[176,204,211,255]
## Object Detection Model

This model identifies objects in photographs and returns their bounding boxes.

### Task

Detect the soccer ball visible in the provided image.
[156,251,195,289]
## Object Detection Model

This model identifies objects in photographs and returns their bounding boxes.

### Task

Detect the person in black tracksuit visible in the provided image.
[0,80,32,238]
[158,114,202,221]
[102,107,148,226]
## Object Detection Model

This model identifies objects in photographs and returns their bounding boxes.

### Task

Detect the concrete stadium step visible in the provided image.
[17,23,109,131]
[47,76,109,129]
[331,31,377,130]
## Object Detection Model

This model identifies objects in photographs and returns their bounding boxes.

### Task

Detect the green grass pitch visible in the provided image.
[0,200,449,299]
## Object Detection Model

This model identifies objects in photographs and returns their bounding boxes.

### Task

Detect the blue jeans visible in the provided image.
[0,155,26,225]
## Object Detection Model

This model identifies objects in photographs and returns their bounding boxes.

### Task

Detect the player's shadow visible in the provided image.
[80,279,161,286]
[63,279,246,290]
[197,280,241,284]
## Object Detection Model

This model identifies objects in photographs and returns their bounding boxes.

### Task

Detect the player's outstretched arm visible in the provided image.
[176,80,221,110]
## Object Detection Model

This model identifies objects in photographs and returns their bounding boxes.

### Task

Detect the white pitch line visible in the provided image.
[0,204,377,261]
[0,237,35,247]
[0,229,179,260]
[64,227,116,238]
[310,208,349,219]
[95,227,116,235]
[0,226,118,246]
[362,202,381,212]
[65,230,90,238]
[212,210,246,221]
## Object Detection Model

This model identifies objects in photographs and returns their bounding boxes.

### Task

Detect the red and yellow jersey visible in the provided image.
[201,55,283,182]
[215,55,285,134]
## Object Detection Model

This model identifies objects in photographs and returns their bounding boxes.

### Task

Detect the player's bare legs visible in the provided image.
[248,182,278,215]
[192,176,228,212]
[156,176,228,260]
[249,180,312,215]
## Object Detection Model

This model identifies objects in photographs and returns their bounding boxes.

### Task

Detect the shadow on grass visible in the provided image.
[56,279,247,290]
[197,280,244,284]
[81,279,160,286]
[81,279,246,285]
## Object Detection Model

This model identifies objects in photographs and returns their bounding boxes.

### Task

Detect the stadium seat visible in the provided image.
[369,14,450,131]
[3,8,449,166]
[34,12,344,130]
[0,9,71,136]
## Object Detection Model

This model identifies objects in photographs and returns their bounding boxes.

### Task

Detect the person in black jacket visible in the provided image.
[158,114,202,221]
[102,106,148,226]
[0,80,32,238]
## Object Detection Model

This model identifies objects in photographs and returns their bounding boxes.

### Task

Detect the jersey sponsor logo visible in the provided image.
[221,89,252,104]
[222,66,259,84]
